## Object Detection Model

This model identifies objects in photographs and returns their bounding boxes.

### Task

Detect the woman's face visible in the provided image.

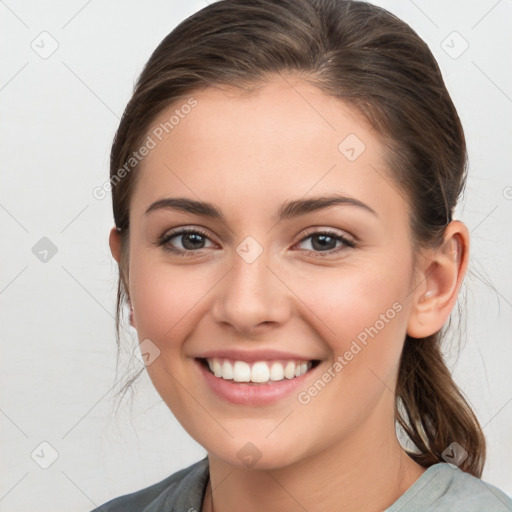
[123,75,421,469]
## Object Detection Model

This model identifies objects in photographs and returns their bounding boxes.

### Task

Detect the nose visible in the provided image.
[210,245,291,336]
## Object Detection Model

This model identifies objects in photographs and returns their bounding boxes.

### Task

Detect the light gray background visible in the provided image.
[1,1,511,510]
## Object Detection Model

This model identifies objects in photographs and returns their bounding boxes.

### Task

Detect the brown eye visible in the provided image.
[296,230,356,256]
[158,228,215,256]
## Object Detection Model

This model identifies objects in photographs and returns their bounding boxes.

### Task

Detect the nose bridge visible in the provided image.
[211,235,288,332]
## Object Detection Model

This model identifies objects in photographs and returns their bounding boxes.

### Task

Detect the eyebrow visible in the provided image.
[144,194,379,221]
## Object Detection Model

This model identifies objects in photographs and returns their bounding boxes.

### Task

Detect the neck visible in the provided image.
[203,413,425,512]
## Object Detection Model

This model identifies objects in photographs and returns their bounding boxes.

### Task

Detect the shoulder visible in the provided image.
[387,463,512,512]
[89,456,209,512]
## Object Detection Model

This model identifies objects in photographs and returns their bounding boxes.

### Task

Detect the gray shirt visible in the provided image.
[90,456,512,511]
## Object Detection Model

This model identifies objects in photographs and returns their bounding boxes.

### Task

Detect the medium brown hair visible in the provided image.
[109,0,485,476]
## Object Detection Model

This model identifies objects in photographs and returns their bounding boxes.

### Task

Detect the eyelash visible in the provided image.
[156,227,357,258]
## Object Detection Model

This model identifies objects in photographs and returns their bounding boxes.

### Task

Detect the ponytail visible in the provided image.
[395,333,486,477]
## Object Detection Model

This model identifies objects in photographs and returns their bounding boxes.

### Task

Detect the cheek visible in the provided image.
[288,267,409,428]
[127,254,219,413]
[290,260,410,383]
[298,265,407,338]
[128,252,219,347]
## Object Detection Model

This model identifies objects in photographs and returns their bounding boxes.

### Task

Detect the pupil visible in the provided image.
[183,233,204,250]
[312,234,335,251]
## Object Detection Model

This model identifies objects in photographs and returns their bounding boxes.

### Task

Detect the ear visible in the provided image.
[109,227,136,328]
[109,226,122,263]
[406,220,469,338]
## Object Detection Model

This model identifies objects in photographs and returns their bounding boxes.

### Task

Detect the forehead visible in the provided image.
[131,75,408,224]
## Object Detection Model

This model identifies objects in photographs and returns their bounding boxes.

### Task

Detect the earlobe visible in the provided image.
[109,227,122,263]
[406,221,469,338]
[109,227,135,328]
[128,297,136,328]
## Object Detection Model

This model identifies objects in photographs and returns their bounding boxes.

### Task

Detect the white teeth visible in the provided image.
[269,362,284,381]
[204,358,313,383]
[233,361,251,382]
[251,361,270,383]
[222,359,234,380]
[212,359,222,377]
[284,361,296,379]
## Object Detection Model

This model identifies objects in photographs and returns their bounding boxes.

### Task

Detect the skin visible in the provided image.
[109,74,470,512]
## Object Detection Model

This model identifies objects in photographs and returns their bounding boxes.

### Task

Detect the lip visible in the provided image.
[194,348,319,363]
[194,357,322,406]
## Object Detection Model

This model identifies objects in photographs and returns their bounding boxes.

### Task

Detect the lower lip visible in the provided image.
[195,359,319,406]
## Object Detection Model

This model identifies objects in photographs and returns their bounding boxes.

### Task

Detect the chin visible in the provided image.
[204,436,307,471]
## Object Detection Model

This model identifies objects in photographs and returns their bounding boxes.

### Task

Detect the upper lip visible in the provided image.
[194,349,321,363]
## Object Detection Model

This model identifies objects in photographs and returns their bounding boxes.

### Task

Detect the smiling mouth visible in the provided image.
[197,357,321,384]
